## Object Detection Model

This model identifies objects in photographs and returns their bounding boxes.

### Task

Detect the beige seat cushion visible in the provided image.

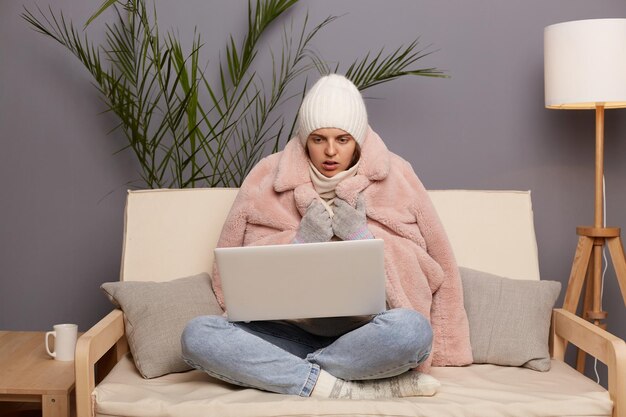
[94,354,611,417]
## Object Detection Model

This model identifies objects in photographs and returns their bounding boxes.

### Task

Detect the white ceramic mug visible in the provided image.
[45,323,78,361]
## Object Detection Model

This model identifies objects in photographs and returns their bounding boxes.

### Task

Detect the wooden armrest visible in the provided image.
[75,309,128,417]
[551,308,626,417]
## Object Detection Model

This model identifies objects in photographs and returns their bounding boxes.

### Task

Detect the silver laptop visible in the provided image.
[215,239,386,322]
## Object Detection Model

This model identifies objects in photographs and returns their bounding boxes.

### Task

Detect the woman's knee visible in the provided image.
[181,315,228,361]
[381,308,433,363]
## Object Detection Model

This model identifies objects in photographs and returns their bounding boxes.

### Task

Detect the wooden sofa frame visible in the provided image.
[75,306,626,417]
[73,188,626,417]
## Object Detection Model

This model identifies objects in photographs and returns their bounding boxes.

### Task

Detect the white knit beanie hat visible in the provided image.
[297,74,368,146]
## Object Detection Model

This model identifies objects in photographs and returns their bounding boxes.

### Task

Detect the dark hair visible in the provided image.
[348,143,361,168]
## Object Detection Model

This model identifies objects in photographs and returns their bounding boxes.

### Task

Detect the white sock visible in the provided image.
[310,370,441,399]
[310,369,338,398]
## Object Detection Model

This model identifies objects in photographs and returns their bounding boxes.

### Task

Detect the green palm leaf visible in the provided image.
[23,0,447,188]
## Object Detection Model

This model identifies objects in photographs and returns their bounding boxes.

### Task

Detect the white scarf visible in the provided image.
[308,161,359,216]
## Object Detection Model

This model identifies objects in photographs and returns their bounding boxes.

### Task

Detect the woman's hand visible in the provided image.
[293,200,333,243]
[332,196,374,240]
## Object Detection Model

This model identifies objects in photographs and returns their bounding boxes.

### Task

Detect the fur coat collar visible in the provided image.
[274,127,390,215]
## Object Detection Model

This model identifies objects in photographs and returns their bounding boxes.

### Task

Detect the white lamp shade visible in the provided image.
[544,18,626,109]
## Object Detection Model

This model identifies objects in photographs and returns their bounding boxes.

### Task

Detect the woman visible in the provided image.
[182,74,472,399]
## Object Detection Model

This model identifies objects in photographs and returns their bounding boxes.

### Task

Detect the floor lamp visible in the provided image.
[544,18,626,373]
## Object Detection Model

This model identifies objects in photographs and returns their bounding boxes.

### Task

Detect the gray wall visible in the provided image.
[2,0,626,381]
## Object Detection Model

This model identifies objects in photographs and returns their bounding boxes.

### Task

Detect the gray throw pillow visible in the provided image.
[101,273,223,379]
[459,267,561,371]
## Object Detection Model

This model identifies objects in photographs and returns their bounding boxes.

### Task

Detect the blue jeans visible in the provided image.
[181,308,432,396]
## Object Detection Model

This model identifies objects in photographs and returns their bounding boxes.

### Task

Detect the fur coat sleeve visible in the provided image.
[211,128,473,368]
[210,154,303,308]
[364,156,473,368]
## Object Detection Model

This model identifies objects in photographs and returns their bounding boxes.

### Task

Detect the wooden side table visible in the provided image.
[0,331,76,417]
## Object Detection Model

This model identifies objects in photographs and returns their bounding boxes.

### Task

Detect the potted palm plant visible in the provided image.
[22,0,446,188]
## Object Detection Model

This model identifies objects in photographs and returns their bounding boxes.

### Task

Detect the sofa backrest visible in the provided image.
[120,188,540,282]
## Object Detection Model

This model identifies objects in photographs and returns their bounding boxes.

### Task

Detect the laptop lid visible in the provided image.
[215,239,386,322]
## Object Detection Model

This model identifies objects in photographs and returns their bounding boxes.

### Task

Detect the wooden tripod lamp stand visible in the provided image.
[544,18,626,371]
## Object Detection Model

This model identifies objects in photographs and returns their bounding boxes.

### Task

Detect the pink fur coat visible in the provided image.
[212,128,473,367]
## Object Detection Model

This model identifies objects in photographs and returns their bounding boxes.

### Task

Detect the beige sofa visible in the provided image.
[75,188,626,417]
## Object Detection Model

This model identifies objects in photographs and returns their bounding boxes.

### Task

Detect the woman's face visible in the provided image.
[306,128,357,177]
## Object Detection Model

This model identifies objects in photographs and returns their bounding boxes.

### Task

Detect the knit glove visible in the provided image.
[332,196,375,241]
[293,200,333,243]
